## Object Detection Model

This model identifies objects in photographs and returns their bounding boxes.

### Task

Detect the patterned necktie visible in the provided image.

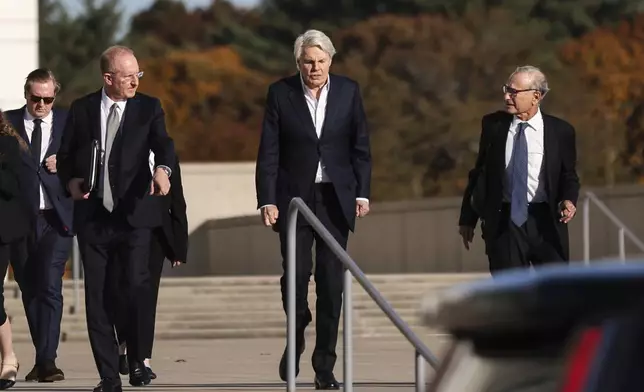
[31,119,42,164]
[511,122,529,227]
[102,103,120,212]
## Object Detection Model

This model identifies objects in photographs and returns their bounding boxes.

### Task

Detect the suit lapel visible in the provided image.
[88,90,102,143]
[542,113,558,201]
[45,109,63,157]
[287,75,318,140]
[117,96,138,149]
[320,74,344,140]
[492,114,512,178]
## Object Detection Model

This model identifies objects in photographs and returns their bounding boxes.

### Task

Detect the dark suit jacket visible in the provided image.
[0,134,30,244]
[156,156,188,263]
[5,107,74,235]
[57,89,176,233]
[255,73,371,231]
[459,110,580,260]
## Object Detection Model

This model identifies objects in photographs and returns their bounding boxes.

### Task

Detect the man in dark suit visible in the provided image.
[57,45,175,392]
[255,29,371,389]
[6,68,73,383]
[459,65,579,273]
[112,153,188,380]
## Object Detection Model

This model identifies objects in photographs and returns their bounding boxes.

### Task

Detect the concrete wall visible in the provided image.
[0,1,38,110]
[167,182,644,277]
[180,162,258,233]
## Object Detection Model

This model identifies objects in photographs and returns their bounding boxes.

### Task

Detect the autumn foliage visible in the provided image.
[40,0,644,200]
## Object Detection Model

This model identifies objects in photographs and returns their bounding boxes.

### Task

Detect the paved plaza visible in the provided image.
[6,334,450,391]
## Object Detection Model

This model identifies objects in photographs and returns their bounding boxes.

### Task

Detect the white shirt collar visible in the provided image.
[24,108,53,125]
[300,74,330,98]
[511,107,543,131]
[101,88,127,112]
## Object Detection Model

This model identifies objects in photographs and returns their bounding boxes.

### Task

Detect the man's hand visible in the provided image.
[559,200,576,224]
[68,178,89,200]
[459,226,475,250]
[151,167,171,196]
[356,200,370,218]
[44,155,57,173]
[261,205,279,227]
[171,260,183,268]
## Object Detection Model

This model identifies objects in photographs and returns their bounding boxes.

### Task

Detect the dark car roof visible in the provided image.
[422,262,644,336]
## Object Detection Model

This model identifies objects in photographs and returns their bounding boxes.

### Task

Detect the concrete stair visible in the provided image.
[3,273,487,342]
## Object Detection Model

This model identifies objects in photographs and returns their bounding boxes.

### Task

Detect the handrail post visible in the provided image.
[343,269,353,391]
[287,205,298,391]
[583,196,590,265]
[71,236,81,314]
[618,228,626,262]
[415,351,426,392]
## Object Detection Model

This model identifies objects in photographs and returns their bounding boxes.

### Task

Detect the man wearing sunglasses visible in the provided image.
[458,65,580,274]
[4,68,74,383]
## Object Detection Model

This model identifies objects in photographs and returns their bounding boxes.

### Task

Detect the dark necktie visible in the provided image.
[31,119,42,164]
[510,122,529,227]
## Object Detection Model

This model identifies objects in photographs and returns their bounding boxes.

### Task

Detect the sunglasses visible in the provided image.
[29,95,55,105]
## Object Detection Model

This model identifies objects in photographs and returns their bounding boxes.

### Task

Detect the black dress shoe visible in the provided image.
[314,373,340,390]
[38,361,65,382]
[278,338,306,381]
[128,361,151,387]
[93,379,123,392]
[118,355,128,375]
[146,366,156,380]
[24,365,38,382]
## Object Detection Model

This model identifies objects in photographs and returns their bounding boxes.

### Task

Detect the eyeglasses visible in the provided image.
[108,71,144,80]
[29,95,55,104]
[502,85,537,96]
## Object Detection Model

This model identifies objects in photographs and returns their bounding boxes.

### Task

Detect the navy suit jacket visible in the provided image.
[5,107,74,235]
[255,73,372,231]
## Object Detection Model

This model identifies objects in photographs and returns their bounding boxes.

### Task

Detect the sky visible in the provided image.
[60,0,261,22]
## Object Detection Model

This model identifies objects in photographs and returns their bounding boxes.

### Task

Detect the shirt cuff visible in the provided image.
[356,198,369,203]
[155,165,172,177]
[259,204,276,210]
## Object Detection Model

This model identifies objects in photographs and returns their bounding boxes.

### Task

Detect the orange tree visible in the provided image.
[560,15,644,184]
[137,46,270,161]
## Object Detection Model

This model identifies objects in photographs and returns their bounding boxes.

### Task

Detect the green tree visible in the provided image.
[39,0,122,106]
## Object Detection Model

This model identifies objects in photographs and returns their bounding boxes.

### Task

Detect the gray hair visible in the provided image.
[510,65,550,98]
[293,29,336,70]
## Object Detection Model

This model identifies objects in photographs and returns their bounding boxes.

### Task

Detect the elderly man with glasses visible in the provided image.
[458,65,580,274]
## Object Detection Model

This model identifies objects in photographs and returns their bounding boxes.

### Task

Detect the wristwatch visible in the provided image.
[157,165,172,177]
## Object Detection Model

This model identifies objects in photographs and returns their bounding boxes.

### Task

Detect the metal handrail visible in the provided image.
[582,191,644,263]
[286,197,439,392]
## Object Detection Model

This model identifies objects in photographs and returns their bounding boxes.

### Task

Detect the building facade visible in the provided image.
[0,0,38,111]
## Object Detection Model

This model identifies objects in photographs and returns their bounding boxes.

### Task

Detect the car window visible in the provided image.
[429,339,565,392]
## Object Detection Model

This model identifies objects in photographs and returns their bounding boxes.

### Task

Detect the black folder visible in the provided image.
[81,139,100,193]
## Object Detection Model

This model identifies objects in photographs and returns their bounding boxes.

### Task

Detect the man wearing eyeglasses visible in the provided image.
[4,68,73,383]
[57,45,175,392]
[458,65,580,274]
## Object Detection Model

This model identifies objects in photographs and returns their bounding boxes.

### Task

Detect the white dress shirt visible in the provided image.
[24,110,54,210]
[99,88,127,196]
[504,108,547,203]
[302,77,331,183]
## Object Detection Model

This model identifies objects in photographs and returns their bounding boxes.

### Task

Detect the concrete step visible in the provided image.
[2,274,484,340]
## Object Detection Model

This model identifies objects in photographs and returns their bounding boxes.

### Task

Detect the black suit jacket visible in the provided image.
[156,156,188,263]
[255,73,371,231]
[0,134,30,244]
[459,110,580,260]
[5,107,74,235]
[57,90,176,232]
